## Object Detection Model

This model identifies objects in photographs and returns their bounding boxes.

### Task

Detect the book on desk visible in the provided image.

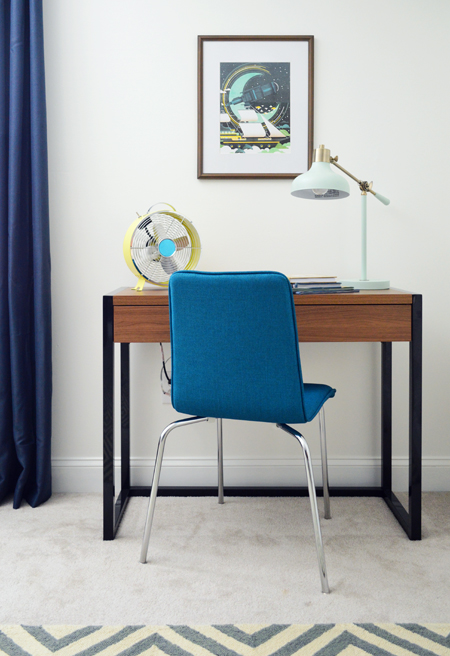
[288,276,359,295]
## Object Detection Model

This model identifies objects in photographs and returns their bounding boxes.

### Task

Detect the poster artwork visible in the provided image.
[220,62,290,154]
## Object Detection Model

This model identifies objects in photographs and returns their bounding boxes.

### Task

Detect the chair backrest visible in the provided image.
[169,271,307,424]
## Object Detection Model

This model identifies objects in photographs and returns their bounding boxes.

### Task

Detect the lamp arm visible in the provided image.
[330,157,390,205]
[330,157,362,187]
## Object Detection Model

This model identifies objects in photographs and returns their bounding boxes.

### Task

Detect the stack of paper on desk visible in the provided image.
[288,276,359,294]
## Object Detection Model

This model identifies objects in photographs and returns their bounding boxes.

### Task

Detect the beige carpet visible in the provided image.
[0,494,449,625]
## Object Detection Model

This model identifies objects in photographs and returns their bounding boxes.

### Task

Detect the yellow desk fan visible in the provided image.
[123,203,201,290]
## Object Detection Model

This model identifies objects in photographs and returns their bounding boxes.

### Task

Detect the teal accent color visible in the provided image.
[229,72,258,106]
[159,239,176,257]
[169,271,335,424]
[361,193,367,281]
[374,192,390,205]
[341,279,390,290]
[291,162,350,200]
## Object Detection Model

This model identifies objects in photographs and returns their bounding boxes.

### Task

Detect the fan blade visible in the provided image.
[131,244,159,262]
[174,235,190,251]
[145,244,159,256]
[153,221,168,243]
[160,255,180,275]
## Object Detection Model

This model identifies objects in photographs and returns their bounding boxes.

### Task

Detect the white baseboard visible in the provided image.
[51,456,450,493]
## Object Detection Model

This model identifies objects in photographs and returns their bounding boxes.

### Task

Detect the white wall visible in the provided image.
[43,0,450,492]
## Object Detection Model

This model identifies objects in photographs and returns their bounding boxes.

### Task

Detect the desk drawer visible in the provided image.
[114,306,170,342]
[114,303,412,343]
[295,305,411,342]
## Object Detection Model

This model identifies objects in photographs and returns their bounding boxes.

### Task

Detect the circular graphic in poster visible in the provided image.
[220,63,290,154]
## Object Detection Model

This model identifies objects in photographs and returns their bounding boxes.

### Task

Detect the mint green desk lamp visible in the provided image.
[291,144,390,290]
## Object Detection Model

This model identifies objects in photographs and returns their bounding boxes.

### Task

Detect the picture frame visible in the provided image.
[198,35,314,179]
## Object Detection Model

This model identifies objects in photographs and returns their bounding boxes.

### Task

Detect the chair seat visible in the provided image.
[303,384,336,423]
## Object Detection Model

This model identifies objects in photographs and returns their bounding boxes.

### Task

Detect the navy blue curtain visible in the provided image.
[0,0,51,508]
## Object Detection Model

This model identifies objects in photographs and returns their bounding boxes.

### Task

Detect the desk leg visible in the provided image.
[381,342,392,497]
[409,294,422,539]
[382,295,422,540]
[103,296,115,540]
[113,343,131,532]
[121,343,130,492]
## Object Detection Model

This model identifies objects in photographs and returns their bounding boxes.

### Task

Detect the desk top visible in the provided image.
[108,287,415,306]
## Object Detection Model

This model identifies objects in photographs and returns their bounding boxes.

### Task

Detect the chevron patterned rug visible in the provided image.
[1,624,450,656]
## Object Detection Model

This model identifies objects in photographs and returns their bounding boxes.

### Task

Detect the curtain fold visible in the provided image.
[0,0,52,508]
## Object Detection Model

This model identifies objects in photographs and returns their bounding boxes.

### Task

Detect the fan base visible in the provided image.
[133,275,147,292]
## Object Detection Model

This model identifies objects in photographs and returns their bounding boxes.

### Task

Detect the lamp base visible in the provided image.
[341,279,390,290]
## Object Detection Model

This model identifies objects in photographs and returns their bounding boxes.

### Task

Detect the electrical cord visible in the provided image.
[159,343,171,396]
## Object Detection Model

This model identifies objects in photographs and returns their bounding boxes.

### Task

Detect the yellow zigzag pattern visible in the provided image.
[0,624,449,656]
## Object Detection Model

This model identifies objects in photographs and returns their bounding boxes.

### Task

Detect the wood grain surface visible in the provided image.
[111,288,413,343]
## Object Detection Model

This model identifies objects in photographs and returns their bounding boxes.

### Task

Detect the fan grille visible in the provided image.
[130,212,200,285]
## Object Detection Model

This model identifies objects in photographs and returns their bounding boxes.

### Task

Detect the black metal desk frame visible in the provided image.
[103,289,422,541]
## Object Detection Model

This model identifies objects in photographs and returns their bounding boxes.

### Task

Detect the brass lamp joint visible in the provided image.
[359,181,374,195]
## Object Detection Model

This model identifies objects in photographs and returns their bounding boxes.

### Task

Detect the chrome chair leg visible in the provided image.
[140,416,210,564]
[319,408,331,520]
[276,423,330,594]
[217,418,224,504]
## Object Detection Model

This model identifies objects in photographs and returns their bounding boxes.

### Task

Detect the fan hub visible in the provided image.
[158,238,176,257]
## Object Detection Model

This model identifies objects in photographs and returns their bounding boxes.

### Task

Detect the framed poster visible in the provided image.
[198,35,314,179]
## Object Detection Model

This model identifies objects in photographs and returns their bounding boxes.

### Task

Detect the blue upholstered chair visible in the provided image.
[140,271,336,594]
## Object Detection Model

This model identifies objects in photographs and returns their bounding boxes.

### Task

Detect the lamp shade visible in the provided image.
[291,162,350,200]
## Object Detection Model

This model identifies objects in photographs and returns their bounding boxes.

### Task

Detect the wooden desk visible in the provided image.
[103,287,422,541]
